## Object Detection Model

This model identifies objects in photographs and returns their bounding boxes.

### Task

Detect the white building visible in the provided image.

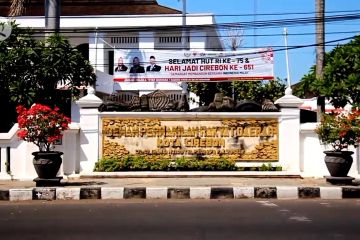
[0,0,224,100]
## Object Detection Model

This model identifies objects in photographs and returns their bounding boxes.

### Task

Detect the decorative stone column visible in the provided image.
[76,87,103,173]
[275,92,304,173]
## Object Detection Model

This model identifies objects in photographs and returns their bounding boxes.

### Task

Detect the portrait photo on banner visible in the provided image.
[113,49,274,82]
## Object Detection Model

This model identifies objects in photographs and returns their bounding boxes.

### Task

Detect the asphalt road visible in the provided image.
[0,200,359,240]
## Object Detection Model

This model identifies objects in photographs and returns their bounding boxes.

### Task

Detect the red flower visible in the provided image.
[316,109,360,151]
[16,105,26,114]
[16,104,71,152]
[17,130,28,139]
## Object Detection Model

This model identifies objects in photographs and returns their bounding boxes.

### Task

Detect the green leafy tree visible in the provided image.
[294,36,360,109]
[188,79,285,106]
[0,23,39,131]
[0,22,96,132]
[188,82,232,105]
[35,34,96,105]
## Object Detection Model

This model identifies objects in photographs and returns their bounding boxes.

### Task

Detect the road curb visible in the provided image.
[2,186,360,201]
[276,186,298,199]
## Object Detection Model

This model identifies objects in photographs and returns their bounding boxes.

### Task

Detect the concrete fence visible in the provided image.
[1,89,359,180]
[0,123,80,180]
[300,123,360,178]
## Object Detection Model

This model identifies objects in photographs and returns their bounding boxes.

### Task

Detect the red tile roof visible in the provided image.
[0,0,181,16]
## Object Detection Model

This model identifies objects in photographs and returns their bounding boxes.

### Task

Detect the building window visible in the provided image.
[158,36,190,43]
[110,37,139,44]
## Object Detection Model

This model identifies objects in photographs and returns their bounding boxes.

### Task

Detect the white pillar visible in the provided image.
[275,94,304,173]
[89,32,105,72]
[138,32,155,90]
[61,124,80,176]
[0,147,11,179]
[183,31,207,94]
[76,87,103,174]
[190,31,206,50]
[139,32,154,50]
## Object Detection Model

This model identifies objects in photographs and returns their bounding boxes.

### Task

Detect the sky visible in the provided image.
[158,0,360,84]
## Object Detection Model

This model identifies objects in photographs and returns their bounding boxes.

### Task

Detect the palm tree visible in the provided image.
[8,0,25,17]
[9,0,60,32]
[315,0,325,120]
[316,0,325,79]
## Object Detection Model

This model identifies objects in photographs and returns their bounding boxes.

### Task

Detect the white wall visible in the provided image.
[2,90,359,180]
[0,124,80,180]
[300,123,360,178]
[13,14,215,29]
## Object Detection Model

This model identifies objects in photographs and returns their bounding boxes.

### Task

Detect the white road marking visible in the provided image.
[256,201,312,223]
[289,216,312,222]
[279,209,290,212]
[256,201,278,207]
[320,202,332,208]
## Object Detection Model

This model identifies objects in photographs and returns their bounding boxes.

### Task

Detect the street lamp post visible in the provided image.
[283,28,292,95]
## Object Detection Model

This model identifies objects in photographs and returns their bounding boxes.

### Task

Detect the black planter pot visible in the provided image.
[32,151,63,179]
[324,151,353,177]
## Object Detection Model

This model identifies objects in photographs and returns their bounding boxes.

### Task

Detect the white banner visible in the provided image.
[113,49,274,82]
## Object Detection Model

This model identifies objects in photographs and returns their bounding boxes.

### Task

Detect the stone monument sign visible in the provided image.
[101,117,279,161]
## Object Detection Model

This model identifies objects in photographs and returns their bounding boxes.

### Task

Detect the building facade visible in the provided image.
[0,0,223,99]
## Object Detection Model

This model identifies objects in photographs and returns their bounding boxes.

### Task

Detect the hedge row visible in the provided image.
[94,156,282,172]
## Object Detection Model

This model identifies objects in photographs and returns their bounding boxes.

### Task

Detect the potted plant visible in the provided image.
[316,110,360,177]
[16,104,71,179]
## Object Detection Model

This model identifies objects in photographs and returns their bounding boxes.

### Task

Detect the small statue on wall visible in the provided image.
[177,94,190,112]
[98,91,278,113]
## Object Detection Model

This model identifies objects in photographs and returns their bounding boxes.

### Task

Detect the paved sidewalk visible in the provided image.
[1,177,360,201]
[0,177,352,189]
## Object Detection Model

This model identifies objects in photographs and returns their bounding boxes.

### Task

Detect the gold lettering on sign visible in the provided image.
[102,118,279,161]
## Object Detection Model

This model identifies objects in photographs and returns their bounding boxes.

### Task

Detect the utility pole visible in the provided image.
[316,0,325,120]
[45,0,60,33]
[253,0,257,47]
[181,0,188,94]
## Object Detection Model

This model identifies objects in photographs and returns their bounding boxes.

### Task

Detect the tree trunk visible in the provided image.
[8,0,25,16]
[9,0,60,33]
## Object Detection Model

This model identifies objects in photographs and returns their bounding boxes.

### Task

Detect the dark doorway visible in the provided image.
[76,43,89,61]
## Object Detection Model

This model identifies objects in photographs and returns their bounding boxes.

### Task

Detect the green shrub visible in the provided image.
[149,159,171,171]
[213,158,237,171]
[174,157,199,171]
[94,158,122,172]
[94,155,237,171]
[275,166,282,171]
[94,156,282,172]
[260,163,273,171]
